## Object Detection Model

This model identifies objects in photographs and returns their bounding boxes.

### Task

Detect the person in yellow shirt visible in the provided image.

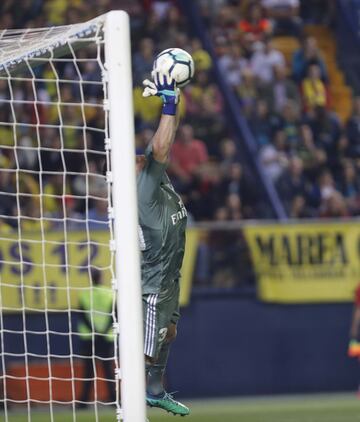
[190,39,212,72]
[301,63,328,111]
[77,268,115,408]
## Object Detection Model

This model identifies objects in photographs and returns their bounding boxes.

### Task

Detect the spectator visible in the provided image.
[225,162,243,195]
[259,129,289,182]
[338,161,360,215]
[249,99,280,147]
[88,198,109,230]
[219,138,238,175]
[301,63,328,112]
[0,171,16,225]
[151,0,173,20]
[134,85,162,128]
[159,4,188,48]
[19,200,46,231]
[188,162,225,220]
[0,108,14,148]
[223,162,256,218]
[300,0,336,27]
[140,10,162,43]
[276,156,307,212]
[261,0,302,37]
[17,134,37,170]
[190,89,226,156]
[336,133,352,164]
[346,96,360,158]
[238,2,272,43]
[306,106,341,166]
[132,38,156,85]
[38,128,64,173]
[260,64,300,112]
[169,124,209,190]
[77,268,115,408]
[190,38,212,72]
[73,162,107,199]
[207,227,242,287]
[292,36,328,83]
[184,70,223,121]
[236,68,258,114]
[251,38,285,84]
[43,174,71,215]
[296,123,327,181]
[0,217,13,233]
[218,43,248,89]
[225,192,242,221]
[213,206,229,221]
[309,169,338,210]
[289,194,313,218]
[319,190,349,218]
[278,99,301,151]
[210,3,239,48]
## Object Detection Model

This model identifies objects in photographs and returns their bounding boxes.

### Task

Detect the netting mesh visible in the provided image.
[0,16,122,421]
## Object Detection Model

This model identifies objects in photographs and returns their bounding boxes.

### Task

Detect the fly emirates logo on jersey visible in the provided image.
[171,199,187,226]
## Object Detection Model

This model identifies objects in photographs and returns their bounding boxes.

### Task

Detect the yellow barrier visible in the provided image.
[243,222,360,303]
[0,231,111,311]
[0,228,199,311]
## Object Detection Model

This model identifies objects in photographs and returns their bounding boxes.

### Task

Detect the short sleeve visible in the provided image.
[137,143,167,205]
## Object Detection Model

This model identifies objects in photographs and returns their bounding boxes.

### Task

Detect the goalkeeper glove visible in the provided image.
[348,339,360,357]
[142,70,179,116]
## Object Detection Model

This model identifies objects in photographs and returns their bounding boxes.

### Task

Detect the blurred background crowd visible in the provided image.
[0,0,360,288]
[1,0,359,227]
[206,0,360,220]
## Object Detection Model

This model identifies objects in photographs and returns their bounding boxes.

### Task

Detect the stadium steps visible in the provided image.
[305,24,353,122]
[272,27,352,123]
[272,36,300,64]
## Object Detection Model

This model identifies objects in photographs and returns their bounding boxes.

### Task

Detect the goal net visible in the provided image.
[0,11,145,422]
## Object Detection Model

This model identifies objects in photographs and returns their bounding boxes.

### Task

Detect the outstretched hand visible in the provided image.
[142,70,180,115]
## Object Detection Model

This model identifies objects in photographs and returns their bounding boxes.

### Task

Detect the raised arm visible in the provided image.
[143,71,181,163]
[151,108,180,163]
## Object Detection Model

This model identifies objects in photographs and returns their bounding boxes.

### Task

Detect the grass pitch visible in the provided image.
[3,392,360,422]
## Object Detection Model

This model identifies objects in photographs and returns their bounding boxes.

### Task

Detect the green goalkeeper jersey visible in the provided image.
[137,145,187,294]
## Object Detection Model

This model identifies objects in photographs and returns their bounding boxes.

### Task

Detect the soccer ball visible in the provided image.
[153,48,195,88]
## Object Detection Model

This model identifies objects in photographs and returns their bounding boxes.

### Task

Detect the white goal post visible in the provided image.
[0,10,146,422]
[105,11,146,422]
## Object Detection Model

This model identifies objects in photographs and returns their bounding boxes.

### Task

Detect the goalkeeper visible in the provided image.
[136,69,190,416]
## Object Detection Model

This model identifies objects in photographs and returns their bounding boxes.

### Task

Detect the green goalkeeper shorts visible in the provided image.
[143,280,180,359]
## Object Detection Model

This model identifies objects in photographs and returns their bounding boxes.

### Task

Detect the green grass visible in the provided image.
[2,393,360,422]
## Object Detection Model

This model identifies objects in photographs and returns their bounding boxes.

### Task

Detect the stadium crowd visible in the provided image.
[0,0,360,287]
[0,0,359,288]
[0,0,264,227]
[0,0,360,226]
[204,0,360,219]
[0,0,357,228]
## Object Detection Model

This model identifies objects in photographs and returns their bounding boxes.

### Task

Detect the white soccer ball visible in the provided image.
[153,48,195,88]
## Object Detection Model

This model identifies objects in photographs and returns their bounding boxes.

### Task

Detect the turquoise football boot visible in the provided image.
[146,391,190,416]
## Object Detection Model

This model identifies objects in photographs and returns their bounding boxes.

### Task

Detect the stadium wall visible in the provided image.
[2,293,358,399]
[167,292,358,398]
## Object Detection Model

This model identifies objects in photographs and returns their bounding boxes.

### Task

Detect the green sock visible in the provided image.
[147,341,170,397]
